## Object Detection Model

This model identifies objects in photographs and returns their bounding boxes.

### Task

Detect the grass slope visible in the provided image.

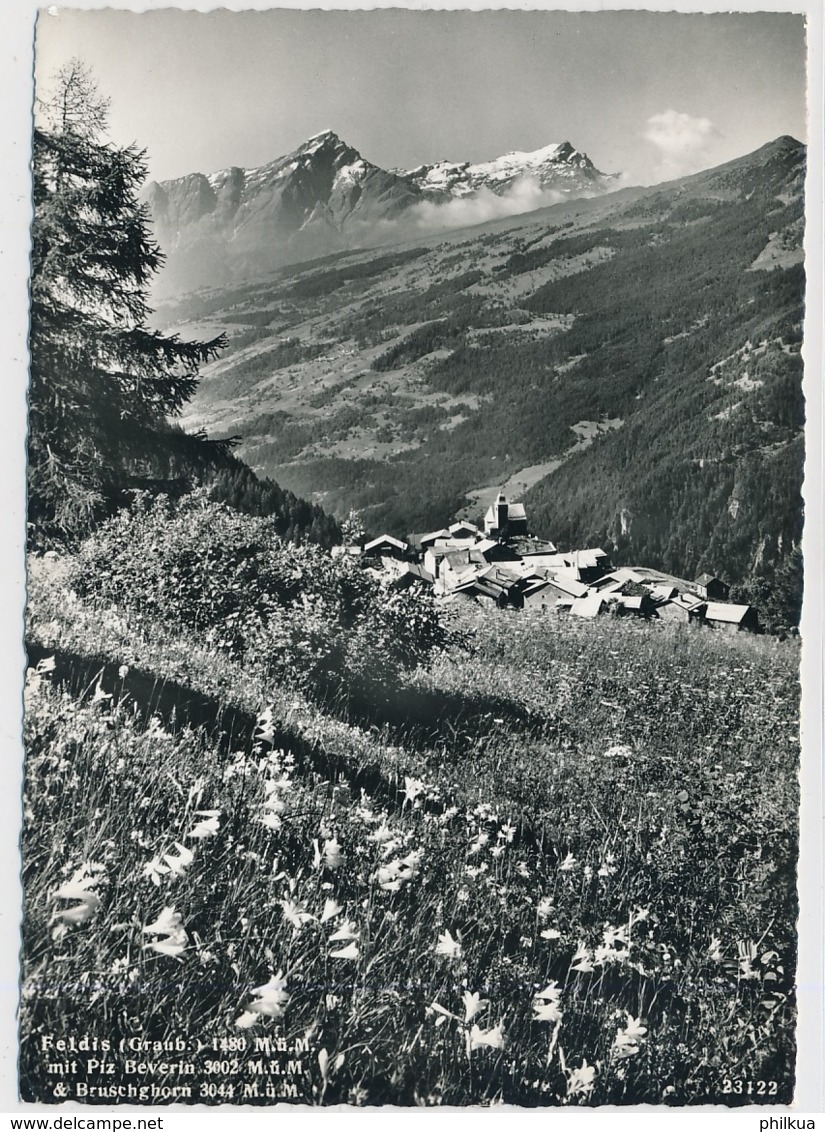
[21,507,799,1107]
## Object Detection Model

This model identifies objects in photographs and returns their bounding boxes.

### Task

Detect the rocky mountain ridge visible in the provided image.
[142,130,618,291]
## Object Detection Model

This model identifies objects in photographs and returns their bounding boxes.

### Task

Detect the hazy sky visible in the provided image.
[33,8,807,187]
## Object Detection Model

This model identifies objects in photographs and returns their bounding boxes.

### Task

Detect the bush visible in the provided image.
[68,491,449,704]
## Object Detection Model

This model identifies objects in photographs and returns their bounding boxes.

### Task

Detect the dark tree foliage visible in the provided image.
[28,60,231,546]
[206,457,341,548]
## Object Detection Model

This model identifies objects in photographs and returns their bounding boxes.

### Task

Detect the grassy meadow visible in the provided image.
[21,498,800,1107]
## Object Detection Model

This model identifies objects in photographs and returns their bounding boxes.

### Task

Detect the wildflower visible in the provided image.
[162,842,195,878]
[565,1059,597,1100]
[118,664,130,679]
[612,1014,647,1060]
[403,777,427,805]
[188,811,221,839]
[323,838,344,870]
[143,906,188,958]
[604,744,632,759]
[143,856,170,886]
[375,848,424,891]
[320,898,343,923]
[91,680,112,705]
[435,930,462,959]
[708,936,724,963]
[462,991,489,1023]
[280,899,315,931]
[468,1022,505,1050]
[534,982,564,1023]
[537,896,555,919]
[368,823,394,844]
[328,920,359,942]
[516,862,530,879]
[254,707,276,746]
[500,822,517,843]
[533,998,562,1024]
[237,970,290,1027]
[490,846,505,859]
[53,863,105,926]
[559,852,578,872]
[540,928,561,940]
[426,1001,457,1023]
[54,878,101,923]
[329,941,360,960]
[570,942,594,973]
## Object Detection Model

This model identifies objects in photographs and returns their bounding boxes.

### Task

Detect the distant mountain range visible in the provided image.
[142,130,618,291]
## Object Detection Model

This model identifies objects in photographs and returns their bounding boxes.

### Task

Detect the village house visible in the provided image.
[694,573,731,601]
[363,533,409,560]
[704,602,759,633]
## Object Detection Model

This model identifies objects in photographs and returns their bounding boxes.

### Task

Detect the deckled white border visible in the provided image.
[1,0,822,1120]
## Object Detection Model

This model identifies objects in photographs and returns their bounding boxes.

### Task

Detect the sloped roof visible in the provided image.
[548,576,589,598]
[648,584,678,602]
[417,528,451,545]
[704,602,754,624]
[364,533,408,553]
[570,594,604,618]
[508,502,527,521]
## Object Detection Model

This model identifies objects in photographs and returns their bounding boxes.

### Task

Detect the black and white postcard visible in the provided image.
[5,0,823,1114]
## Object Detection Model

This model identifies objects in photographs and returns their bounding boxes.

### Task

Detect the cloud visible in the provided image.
[643,109,721,181]
[408,177,567,233]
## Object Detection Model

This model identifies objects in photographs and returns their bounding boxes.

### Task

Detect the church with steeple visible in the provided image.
[483,492,529,541]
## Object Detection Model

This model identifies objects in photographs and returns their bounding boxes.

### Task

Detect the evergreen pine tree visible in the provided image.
[28,59,230,546]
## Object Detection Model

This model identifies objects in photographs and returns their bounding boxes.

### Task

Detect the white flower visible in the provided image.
[188,811,221,839]
[236,971,290,1025]
[329,941,360,960]
[280,899,315,931]
[435,930,462,959]
[403,776,427,805]
[570,943,594,973]
[559,852,578,872]
[604,744,632,759]
[162,842,194,877]
[320,898,343,923]
[532,998,562,1024]
[535,982,563,1003]
[540,927,561,940]
[462,991,489,1023]
[143,856,170,886]
[143,906,188,958]
[565,1059,597,1099]
[469,1022,505,1050]
[537,896,555,920]
[612,1014,648,1060]
[323,838,344,870]
[708,936,724,963]
[328,919,359,943]
[53,862,106,926]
